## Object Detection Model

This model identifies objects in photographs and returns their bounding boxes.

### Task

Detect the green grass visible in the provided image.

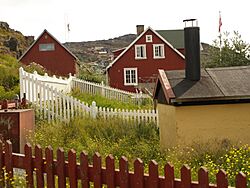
[29,116,250,186]
[71,88,153,110]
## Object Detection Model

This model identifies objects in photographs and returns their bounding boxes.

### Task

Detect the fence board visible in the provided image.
[236,172,247,188]
[68,149,77,188]
[45,146,55,188]
[0,141,5,187]
[198,167,209,188]
[80,151,89,188]
[164,162,174,188]
[56,148,66,188]
[34,145,44,187]
[119,156,129,188]
[106,155,115,188]
[148,160,159,188]
[24,143,34,188]
[133,158,144,188]
[93,153,102,188]
[181,165,191,188]
[5,140,13,188]
[216,170,228,188]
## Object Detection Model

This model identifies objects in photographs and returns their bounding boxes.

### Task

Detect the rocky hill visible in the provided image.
[64,34,137,73]
[0,21,34,58]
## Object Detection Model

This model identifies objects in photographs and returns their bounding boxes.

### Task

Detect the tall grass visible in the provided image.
[29,116,250,186]
[71,88,153,110]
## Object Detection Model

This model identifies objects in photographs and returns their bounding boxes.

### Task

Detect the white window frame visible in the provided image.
[146,35,152,42]
[39,43,55,51]
[135,44,147,59]
[153,44,165,59]
[124,68,138,86]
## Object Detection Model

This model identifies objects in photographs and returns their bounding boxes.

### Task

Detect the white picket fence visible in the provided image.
[19,68,158,125]
[19,67,74,102]
[72,78,151,104]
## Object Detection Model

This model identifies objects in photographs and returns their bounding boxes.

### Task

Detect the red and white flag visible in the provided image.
[219,11,222,32]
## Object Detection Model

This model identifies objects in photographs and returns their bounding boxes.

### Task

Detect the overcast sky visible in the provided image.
[1,0,249,44]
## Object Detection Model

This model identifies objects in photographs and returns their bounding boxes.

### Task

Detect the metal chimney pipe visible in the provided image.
[183,19,200,81]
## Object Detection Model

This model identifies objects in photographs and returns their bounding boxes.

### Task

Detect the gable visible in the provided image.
[19,30,78,62]
[106,27,185,71]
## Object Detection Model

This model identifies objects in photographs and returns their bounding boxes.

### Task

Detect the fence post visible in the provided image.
[91,101,97,118]
[68,73,72,93]
[19,67,24,100]
[101,81,105,96]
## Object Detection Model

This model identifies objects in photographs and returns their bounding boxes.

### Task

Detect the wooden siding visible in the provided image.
[108,29,185,92]
[20,31,77,76]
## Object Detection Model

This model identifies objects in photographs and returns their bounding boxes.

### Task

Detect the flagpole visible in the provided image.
[219,11,222,63]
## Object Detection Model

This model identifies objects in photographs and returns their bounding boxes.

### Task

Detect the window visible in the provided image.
[39,43,55,51]
[124,68,138,86]
[146,35,152,42]
[135,45,146,59]
[153,44,165,58]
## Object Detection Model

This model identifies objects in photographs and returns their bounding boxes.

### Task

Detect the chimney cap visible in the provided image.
[183,19,198,27]
[183,18,197,22]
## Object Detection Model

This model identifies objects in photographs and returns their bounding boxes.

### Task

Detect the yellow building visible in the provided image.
[153,67,250,149]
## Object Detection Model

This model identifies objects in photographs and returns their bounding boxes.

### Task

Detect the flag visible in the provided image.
[67,23,70,32]
[219,12,222,32]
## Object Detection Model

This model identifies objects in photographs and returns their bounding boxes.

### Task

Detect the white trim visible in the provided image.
[153,44,165,59]
[135,44,147,59]
[123,68,138,86]
[106,27,185,71]
[146,35,152,42]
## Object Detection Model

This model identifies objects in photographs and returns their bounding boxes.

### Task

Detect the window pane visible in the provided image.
[140,46,143,57]
[135,45,145,58]
[136,47,141,57]
[126,70,130,83]
[159,46,162,56]
[131,70,136,83]
[39,43,55,51]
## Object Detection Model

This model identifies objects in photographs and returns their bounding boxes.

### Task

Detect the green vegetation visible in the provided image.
[71,88,153,110]
[23,62,48,75]
[0,54,20,100]
[203,31,250,68]
[78,65,105,83]
[29,116,250,186]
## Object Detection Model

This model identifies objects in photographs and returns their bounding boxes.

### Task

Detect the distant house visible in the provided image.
[19,29,79,76]
[106,25,185,93]
[153,23,250,149]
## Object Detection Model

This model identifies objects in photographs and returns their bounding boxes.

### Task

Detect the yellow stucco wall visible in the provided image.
[159,103,250,149]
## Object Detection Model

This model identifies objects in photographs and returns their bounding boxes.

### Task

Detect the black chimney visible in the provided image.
[183,19,200,81]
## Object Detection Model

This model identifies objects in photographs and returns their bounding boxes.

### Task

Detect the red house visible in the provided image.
[19,29,79,76]
[106,26,185,93]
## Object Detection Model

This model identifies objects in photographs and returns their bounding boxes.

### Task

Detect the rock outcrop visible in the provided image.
[0,21,34,58]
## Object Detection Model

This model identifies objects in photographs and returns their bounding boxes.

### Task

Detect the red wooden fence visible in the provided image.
[0,140,247,188]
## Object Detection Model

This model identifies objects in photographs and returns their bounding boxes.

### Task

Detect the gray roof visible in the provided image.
[165,66,250,102]
[156,30,184,49]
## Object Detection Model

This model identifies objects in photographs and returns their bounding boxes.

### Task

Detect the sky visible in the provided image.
[1,0,249,44]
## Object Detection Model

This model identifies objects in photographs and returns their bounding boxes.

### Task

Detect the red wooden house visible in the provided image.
[106,26,185,93]
[19,29,79,76]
